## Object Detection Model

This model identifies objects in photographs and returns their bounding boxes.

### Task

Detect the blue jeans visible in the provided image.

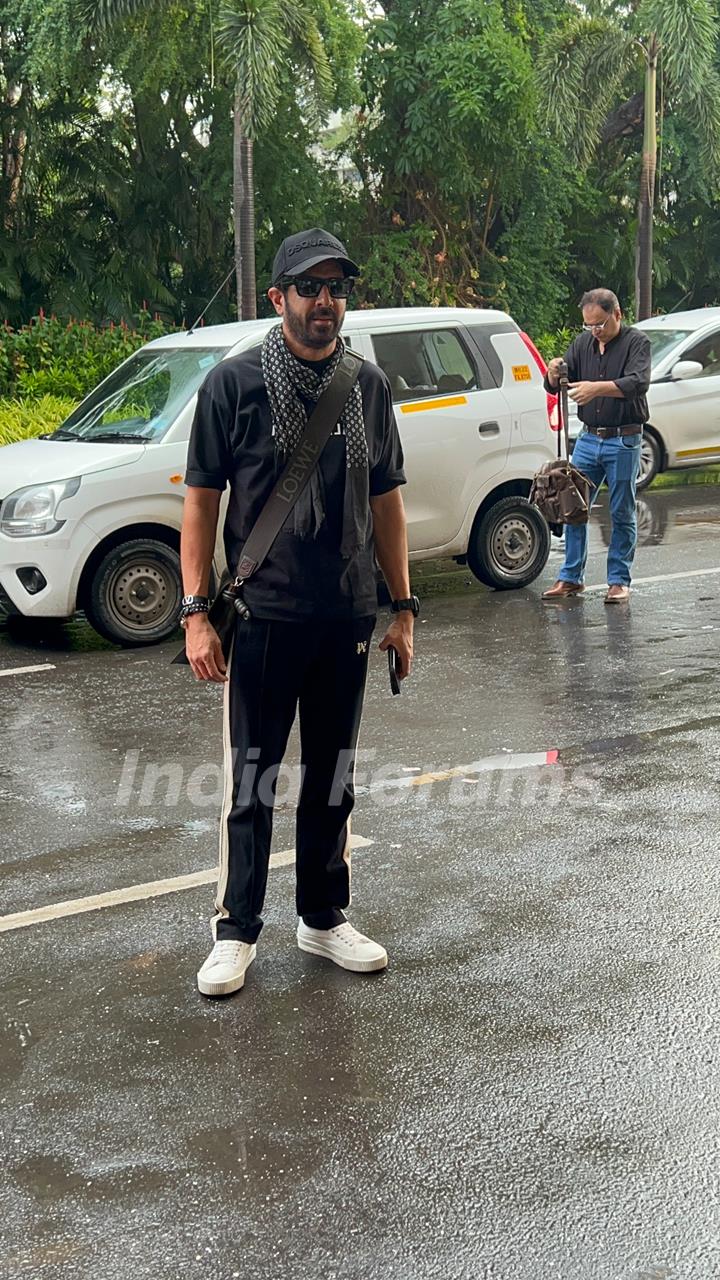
[560,430,642,586]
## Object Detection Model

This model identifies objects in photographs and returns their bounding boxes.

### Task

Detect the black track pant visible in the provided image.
[213,614,376,943]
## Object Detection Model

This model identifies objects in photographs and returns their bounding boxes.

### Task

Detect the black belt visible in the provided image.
[584,424,643,438]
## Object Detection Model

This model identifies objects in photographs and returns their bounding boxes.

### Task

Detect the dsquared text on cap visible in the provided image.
[287,237,341,257]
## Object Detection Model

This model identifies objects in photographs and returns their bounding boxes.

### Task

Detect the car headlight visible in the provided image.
[0,477,81,537]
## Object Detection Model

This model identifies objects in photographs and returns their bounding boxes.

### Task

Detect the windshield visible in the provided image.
[51,346,229,442]
[643,328,694,367]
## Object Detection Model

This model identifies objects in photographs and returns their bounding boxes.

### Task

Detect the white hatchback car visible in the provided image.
[568,307,720,490]
[0,308,557,645]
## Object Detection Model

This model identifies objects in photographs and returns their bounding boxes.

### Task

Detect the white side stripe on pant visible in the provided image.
[211,637,235,941]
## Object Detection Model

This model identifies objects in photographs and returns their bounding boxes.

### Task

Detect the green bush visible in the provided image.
[0,396,79,447]
[0,310,177,401]
[532,328,574,364]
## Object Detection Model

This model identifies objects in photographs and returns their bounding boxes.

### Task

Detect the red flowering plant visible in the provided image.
[0,310,177,401]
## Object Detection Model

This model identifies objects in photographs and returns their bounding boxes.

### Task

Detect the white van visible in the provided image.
[0,308,557,645]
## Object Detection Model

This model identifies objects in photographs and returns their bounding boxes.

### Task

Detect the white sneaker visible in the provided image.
[197,940,257,997]
[296,920,388,973]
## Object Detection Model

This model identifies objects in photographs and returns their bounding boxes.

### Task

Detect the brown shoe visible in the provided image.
[605,584,630,604]
[542,580,585,600]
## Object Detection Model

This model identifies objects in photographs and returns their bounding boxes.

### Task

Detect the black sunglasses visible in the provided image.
[281,275,355,299]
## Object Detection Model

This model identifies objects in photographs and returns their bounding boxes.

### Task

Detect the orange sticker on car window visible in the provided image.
[512,364,532,381]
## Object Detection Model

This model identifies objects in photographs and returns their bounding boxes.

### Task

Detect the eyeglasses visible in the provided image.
[582,317,611,332]
[281,275,355,299]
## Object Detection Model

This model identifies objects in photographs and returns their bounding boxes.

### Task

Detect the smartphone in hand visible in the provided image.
[388,646,401,696]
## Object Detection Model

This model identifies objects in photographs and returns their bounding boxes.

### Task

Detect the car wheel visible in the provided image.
[467,496,551,590]
[86,538,182,646]
[636,431,661,491]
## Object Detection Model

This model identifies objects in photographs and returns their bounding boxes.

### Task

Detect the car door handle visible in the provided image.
[478,420,500,436]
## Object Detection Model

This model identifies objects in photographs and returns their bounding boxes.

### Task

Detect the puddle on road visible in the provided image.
[557,710,720,766]
[592,485,720,550]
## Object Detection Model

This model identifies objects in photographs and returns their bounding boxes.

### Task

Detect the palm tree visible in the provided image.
[87,0,333,320]
[216,0,333,318]
[538,0,720,318]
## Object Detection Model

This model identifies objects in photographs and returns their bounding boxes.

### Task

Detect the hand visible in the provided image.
[568,381,599,406]
[378,613,414,680]
[547,357,564,388]
[184,613,227,683]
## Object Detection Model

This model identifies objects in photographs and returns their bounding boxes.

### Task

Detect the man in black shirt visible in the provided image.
[180,228,415,998]
[542,288,651,603]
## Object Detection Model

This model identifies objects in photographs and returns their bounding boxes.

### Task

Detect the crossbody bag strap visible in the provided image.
[231,349,363,585]
[558,360,571,462]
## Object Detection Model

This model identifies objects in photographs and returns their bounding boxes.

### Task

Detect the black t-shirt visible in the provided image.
[184,345,406,621]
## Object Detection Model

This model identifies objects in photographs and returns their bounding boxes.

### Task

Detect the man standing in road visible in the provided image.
[542,288,651,603]
[178,228,416,998]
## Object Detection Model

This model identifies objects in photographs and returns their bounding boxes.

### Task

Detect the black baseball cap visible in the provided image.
[271,228,359,284]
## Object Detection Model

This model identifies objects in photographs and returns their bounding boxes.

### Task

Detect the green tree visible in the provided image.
[356,0,535,308]
[89,0,358,319]
[1,0,362,324]
[537,0,720,318]
[1,0,238,323]
[216,0,334,318]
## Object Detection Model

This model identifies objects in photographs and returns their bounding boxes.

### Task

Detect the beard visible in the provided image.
[285,299,343,350]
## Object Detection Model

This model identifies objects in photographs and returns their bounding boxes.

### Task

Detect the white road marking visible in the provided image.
[365,749,558,794]
[0,835,374,934]
[0,663,56,678]
[584,565,720,593]
[0,748,563,932]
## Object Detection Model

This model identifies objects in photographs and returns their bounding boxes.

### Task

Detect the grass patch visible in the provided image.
[652,466,720,488]
[410,558,483,598]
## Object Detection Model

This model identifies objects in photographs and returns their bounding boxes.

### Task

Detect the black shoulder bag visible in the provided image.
[172,349,363,666]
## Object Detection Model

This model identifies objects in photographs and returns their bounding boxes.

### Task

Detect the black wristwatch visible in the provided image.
[391,595,420,618]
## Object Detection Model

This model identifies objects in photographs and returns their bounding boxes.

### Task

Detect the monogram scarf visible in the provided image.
[261,325,370,557]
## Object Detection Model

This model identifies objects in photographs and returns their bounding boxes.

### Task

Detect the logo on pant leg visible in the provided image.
[356,640,368,654]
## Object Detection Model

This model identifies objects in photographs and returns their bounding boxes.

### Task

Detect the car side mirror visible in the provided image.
[671,359,704,381]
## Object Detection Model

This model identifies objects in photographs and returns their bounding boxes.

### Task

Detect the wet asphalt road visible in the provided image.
[1,485,720,1280]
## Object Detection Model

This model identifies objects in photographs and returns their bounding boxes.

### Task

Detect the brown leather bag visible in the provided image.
[530,361,591,531]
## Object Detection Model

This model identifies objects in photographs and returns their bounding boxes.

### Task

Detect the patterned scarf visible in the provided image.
[261,325,370,557]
